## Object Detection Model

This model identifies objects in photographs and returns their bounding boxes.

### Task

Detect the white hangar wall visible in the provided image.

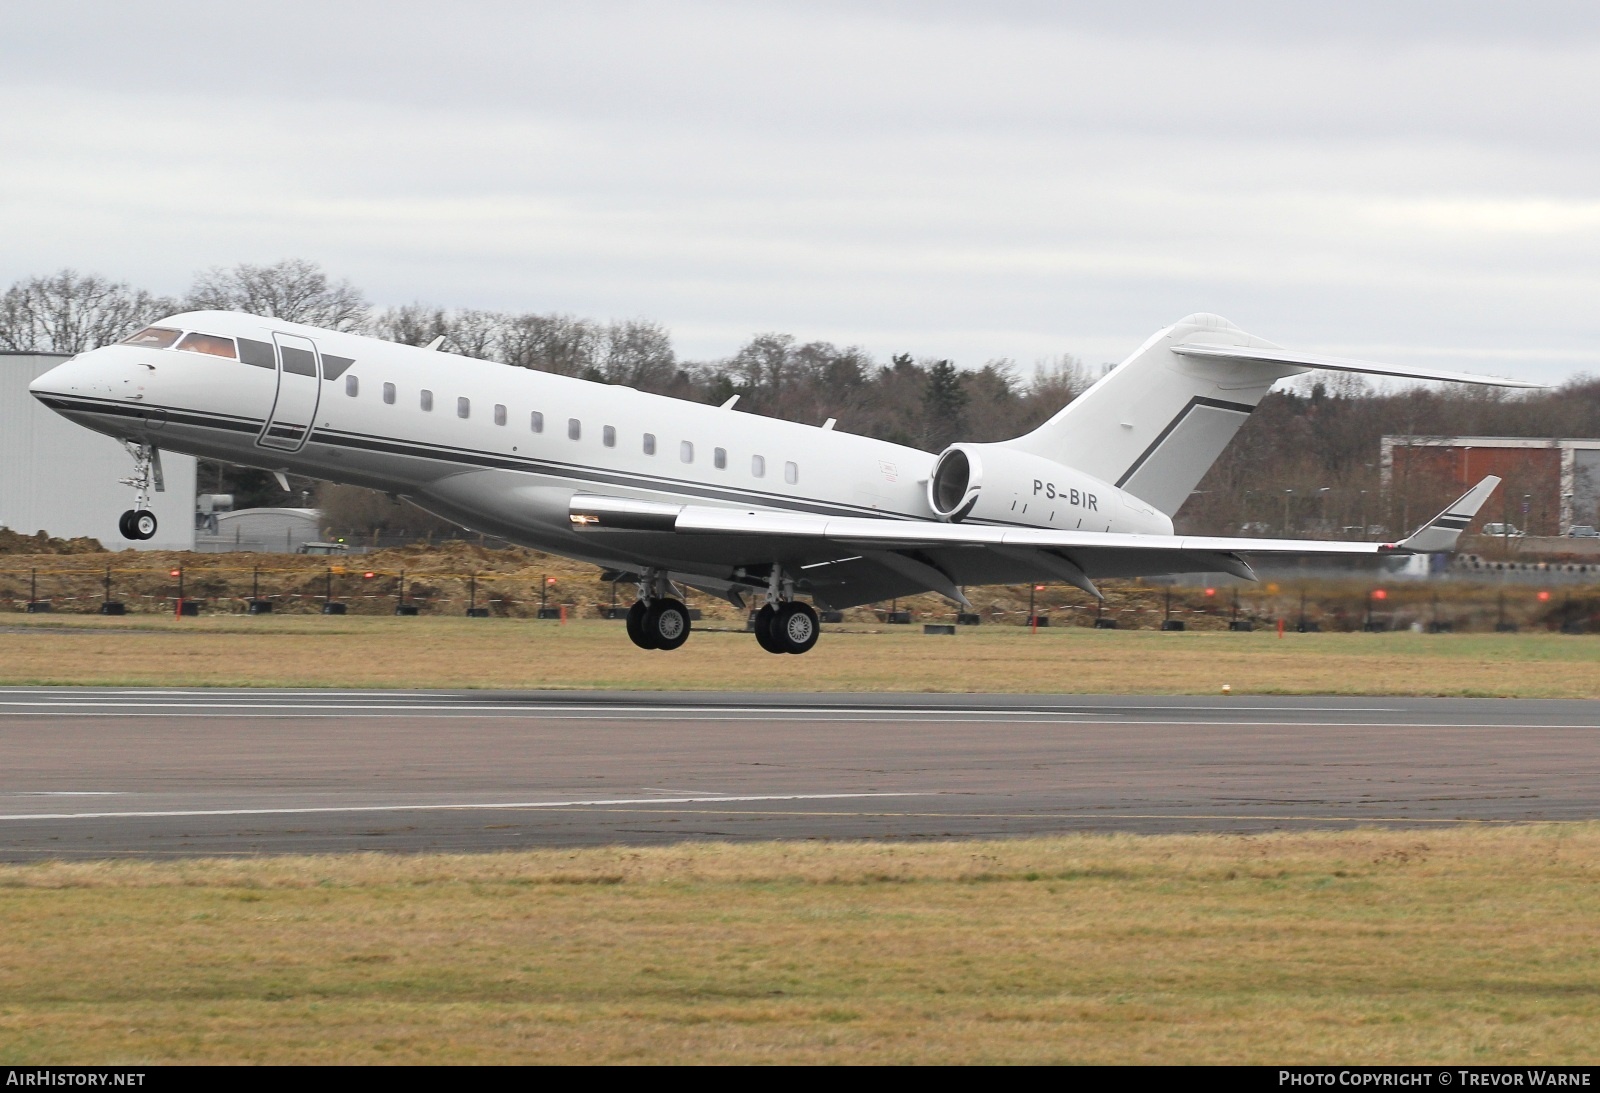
[0,353,196,551]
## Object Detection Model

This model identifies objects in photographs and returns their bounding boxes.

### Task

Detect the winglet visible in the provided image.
[1399,476,1501,553]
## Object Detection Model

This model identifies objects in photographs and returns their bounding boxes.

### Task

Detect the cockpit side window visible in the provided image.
[175,332,238,359]
[120,327,182,349]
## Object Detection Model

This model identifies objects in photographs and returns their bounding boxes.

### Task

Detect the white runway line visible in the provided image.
[0,791,929,823]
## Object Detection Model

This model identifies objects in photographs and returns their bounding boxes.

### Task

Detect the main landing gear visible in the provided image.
[621,565,822,655]
[625,570,692,651]
[117,442,163,541]
[751,565,819,655]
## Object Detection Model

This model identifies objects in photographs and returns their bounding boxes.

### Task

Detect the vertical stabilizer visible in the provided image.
[1006,314,1304,515]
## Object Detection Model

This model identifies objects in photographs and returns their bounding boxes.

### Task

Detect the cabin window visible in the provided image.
[643,433,656,455]
[345,375,359,397]
[531,411,544,433]
[457,397,470,419]
[175,332,237,359]
[752,454,766,478]
[568,418,581,440]
[680,440,694,463]
[382,382,396,404]
[120,326,181,349]
[603,425,616,448]
[420,389,434,411]
[238,338,276,369]
[714,447,727,469]
[494,404,506,426]
[280,346,317,376]
[785,461,799,484]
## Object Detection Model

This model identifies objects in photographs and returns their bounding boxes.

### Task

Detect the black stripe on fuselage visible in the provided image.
[39,393,917,522]
[1114,395,1255,489]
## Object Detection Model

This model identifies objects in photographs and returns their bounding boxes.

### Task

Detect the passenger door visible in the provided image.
[258,333,322,452]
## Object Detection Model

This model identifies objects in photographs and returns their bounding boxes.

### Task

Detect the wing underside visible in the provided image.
[570,477,1500,610]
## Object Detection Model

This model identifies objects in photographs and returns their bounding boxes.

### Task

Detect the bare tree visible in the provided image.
[185,259,367,330]
[369,302,451,346]
[0,270,176,353]
[600,319,676,388]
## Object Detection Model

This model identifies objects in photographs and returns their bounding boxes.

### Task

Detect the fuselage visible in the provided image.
[28,310,1172,585]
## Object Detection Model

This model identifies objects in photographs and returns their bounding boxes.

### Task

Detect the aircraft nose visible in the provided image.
[28,353,107,400]
[28,357,79,399]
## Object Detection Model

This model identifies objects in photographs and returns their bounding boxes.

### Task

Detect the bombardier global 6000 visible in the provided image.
[29,311,1531,653]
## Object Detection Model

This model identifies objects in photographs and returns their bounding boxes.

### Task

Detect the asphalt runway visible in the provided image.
[0,688,1597,859]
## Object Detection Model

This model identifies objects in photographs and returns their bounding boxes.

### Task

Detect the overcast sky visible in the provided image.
[5,1,1600,382]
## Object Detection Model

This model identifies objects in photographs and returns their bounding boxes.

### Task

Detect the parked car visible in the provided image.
[1481,523,1524,537]
[1568,525,1600,538]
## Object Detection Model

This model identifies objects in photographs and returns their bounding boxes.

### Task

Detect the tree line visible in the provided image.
[7,261,1599,537]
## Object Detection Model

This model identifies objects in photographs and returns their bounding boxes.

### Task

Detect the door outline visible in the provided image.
[257,333,322,452]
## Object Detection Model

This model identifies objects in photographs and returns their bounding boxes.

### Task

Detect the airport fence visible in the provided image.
[0,560,1597,632]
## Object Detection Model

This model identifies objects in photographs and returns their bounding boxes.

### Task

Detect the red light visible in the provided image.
[1204,587,1216,597]
[1538,590,1551,601]
[1034,584,1045,591]
[546,577,557,585]
[363,571,376,579]
[169,569,180,578]
[1373,589,1387,600]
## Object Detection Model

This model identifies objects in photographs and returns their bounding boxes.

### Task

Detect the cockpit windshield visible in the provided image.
[175,332,239,359]
[120,327,182,349]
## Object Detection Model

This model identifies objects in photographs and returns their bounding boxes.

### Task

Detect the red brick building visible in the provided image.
[1381,436,1600,536]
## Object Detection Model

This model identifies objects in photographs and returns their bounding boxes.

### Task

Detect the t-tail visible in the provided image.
[1003,313,1539,517]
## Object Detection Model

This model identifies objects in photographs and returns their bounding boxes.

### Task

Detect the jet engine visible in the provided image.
[925,443,1171,535]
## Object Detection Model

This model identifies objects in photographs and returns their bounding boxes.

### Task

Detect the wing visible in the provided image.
[570,477,1500,608]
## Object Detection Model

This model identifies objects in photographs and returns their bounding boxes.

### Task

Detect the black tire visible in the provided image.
[753,604,785,654]
[775,601,820,654]
[625,600,655,649]
[118,510,138,540]
[132,509,157,540]
[644,598,691,651]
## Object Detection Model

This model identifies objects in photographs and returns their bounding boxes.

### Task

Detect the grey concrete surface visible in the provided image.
[0,689,1596,859]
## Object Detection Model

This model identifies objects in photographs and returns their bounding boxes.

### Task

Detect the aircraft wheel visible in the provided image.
[753,604,785,654]
[625,599,655,649]
[775,601,820,654]
[132,509,158,540]
[643,597,691,651]
[118,510,138,540]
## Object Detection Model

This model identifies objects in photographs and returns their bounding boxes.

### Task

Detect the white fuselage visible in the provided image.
[29,310,1172,587]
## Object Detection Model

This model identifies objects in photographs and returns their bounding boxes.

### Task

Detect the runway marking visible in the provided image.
[544,807,1589,825]
[0,791,928,823]
[0,709,1590,729]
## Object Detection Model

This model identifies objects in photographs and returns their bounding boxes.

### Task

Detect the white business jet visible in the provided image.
[29,311,1531,653]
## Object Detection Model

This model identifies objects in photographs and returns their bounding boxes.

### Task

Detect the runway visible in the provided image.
[0,688,1596,859]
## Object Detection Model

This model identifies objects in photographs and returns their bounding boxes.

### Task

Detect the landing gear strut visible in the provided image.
[625,569,692,651]
[117,442,163,541]
[751,566,820,655]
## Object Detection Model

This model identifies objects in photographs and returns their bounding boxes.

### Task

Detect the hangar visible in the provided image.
[1382,434,1600,536]
[0,352,195,550]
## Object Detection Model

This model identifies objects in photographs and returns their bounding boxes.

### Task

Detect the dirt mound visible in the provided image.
[0,529,107,556]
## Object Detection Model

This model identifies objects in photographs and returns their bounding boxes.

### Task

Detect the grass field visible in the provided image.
[1,614,1598,696]
[1,827,1596,1064]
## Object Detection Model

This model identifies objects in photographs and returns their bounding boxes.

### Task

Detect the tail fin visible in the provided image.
[1005,314,1539,517]
[1400,476,1501,553]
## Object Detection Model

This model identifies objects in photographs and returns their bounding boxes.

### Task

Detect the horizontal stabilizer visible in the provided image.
[1170,344,1541,389]
[1400,476,1501,553]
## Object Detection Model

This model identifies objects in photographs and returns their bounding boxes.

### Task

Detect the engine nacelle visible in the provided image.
[926,443,1173,535]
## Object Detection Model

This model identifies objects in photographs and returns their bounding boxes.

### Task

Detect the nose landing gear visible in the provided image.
[117,442,163,541]
[625,570,692,651]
